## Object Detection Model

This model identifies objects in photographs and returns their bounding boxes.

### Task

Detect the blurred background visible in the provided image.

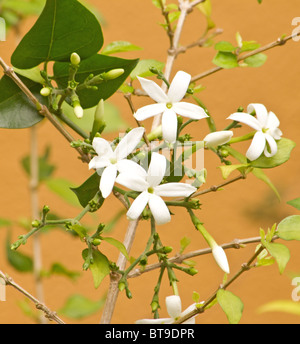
[0,0,300,324]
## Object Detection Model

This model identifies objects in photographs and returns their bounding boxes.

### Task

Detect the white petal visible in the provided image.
[88,156,110,170]
[246,131,266,161]
[266,111,280,129]
[154,183,196,197]
[92,137,114,157]
[203,131,233,147]
[134,103,166,121]
[167,71,191,103]
[172,102,208,120]
[147,152,167,187]
[212,245,230,274]
[137,76,169,103]
[115,173,148,192]
[148,194,171,225]
[114,127,145,160]
[162,109,178,144]
[264,133,278,157]
[227,113,261,131]
[135,318,172,324]
[126,191,149,221]
[165,295,182,319]
[247,103,268,127]
[269,127,282,140]
[100,165,117,198]
[117,159,148,178]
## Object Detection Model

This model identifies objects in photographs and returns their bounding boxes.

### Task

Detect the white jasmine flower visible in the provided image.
[211,244,230,274]
[227,103,282,161]
[89,127,145,198]
[116,152,196,225]
[134,71,208,143]
[203,130,233,148]
[135,295,200,324]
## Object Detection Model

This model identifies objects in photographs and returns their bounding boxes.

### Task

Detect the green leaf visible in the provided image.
[0,218,12,227]
[21,146,56,183]
[13,66,45,84]
[212,52,239,69]
[277,215,300,241]
[0,74,45,129]
[215,41,236,52]
[250,138,296,169]
[179,236,191,254]
[226,146,248,164]
[258,300,300,316]
[45,178,80,207]
[68,224,88,239]
[240,41,261,52]
[244,53,267,67]
[11,0,103,69]
[82,249,110,288]
[262,241,290,274]
[217,289,244,324]
[287,198,300,211]
[70,172,101,208]
[102,237,129,260]
[251,168,280,200]
[102,41,142,55]
[130,59,165,80]
[54,54,138,108]
[6,232,33,272]
[45,262,80,281]
[59,294,105,319]
[219,163,249,179]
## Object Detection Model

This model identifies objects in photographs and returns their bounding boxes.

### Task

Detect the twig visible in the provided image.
[191,31,300,83]
[100,219,140,324]
[0,270,65,324]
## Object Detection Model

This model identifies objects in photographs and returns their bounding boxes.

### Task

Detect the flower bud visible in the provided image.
[203,131,233,148]
[102,68,124,80]
[91,99,106,139]
[211,244,230,274]
[74,104,83,119]
[92,238,101,246]
[31,220,40,228]
[70,52,81,66]
[151,301,159,312]
[118,281,126,292]
[40,87,51,97]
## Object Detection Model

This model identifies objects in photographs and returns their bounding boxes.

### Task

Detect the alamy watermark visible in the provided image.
[0,277,6,301]
[292,17,300,42]
[291,277,300,302]
[0,17,6,41]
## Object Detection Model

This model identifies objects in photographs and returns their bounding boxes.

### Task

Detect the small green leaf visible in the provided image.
[6,232,33,272]
[250,138,296,169]
[102,41,142,55]
[102,237,129,260]
[46,262,80,281]
[262,241,290,274]
[244,53,267,67]
[287,198,300,211]
[215,41,236,52]
[277,215,300,241]
[70,172,101,208]
[82,249,110,288]
[217,289,244,324]
[212,52,239,69]
[251,168,280,200]
[59,294,105,319]
[13,66,45,84]
[11,0,103,69]
[45,178,80,207]
[179,236,191,254]
[219,163,249,179]
[240,41,261,52]
[130,59,165,80]
[152,0,165,8]
[69,224,88,239]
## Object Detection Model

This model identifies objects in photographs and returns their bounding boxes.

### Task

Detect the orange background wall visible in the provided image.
[0,0,300,324]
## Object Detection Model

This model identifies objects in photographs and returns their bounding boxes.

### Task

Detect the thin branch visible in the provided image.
[191,31,300,83]
[0,270,65,324]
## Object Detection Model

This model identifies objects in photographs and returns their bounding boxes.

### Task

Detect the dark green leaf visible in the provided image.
[54,54,138,108]
[212,52,239,69]
[250,138,296,169]
[277,215,300,241]
[59,294,105,319]
[11,0,103,69]
[82,249,110,288]
[0,74,45,128]
[70,172,101,207]
[287,198,300,211]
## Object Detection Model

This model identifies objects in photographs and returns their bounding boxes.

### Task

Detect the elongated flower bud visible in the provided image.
[91,99,106,138]
[102,68,124,80]
[74,104,83,118]
[212,244,230,274]
[203,131,233,148]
